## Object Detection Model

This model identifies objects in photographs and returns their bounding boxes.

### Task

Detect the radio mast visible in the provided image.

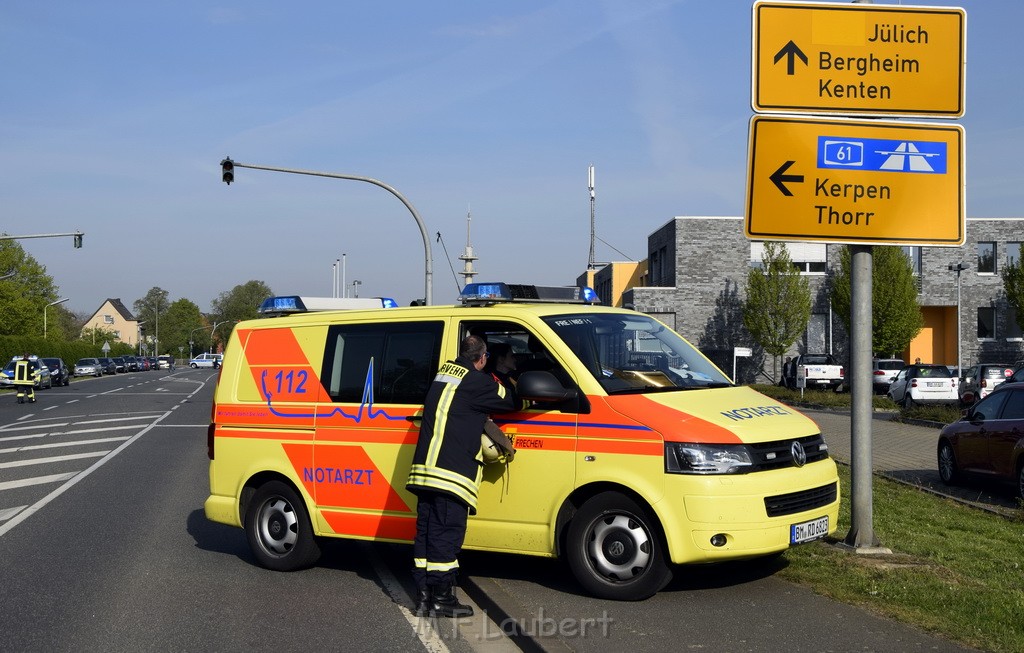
[587,164,596,270]
[458,208,478,287]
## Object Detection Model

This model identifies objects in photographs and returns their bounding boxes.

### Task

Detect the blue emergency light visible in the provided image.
[459,283,600,305]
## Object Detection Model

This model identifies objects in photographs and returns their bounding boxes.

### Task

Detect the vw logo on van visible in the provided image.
[791,441,807,467]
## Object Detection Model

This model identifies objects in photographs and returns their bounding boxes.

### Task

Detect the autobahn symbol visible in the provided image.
[745,115,964,246]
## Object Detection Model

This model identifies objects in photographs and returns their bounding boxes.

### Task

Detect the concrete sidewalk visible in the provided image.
[804,408,1019,513]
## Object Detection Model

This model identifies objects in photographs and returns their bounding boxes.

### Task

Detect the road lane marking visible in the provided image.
[0,437,131,454]
[0,451,110,469]
[364,543,451,653]
[0,505,26,521]
[0,472,77,491]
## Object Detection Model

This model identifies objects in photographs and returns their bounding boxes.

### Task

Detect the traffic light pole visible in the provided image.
[221,158,433,305]
[0,231,84,248]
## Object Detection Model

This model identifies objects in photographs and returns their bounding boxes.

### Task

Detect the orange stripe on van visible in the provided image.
[322,512,416,541]
[284,443,412,512]
[577,438,662,456]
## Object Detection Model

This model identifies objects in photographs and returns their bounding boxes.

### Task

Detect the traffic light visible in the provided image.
[73,232,83,248]
[221,157,234,185]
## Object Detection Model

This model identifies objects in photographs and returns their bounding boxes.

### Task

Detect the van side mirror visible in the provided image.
[517,371,577,402]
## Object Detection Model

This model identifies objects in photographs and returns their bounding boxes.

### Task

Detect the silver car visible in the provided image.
[74,357,104,378]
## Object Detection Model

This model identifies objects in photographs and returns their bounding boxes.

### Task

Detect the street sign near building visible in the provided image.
[752,1,966,117]
[744,115,964,246]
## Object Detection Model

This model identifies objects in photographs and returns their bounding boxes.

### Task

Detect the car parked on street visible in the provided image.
[1008,366,1024,386]
[887,363,959,408]
[871,358,905,394]
[74,357,104,378]
[958,363,1015,406]
[0,356,52,389]
[41,358,71,386]
[938,383,1024,498]
[98,357,118,375]
[157,355,173,370]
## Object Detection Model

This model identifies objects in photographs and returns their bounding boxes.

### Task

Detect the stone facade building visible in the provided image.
[615,216,1024,383]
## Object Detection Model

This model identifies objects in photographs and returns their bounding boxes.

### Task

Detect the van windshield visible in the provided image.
[541,313,732,393]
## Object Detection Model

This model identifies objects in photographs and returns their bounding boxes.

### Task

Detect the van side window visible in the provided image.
[321,321,444,405]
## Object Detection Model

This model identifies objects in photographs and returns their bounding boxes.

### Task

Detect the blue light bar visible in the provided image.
[380,297,399,308]
[259,296,306,315]
[459,283,600,305]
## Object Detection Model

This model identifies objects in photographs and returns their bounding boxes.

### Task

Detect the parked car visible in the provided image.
[189,353,222,368]
[0,356,52,389]
[938,383,1024,498]
[871,358,905,394]
[98,357,118,374]
[887,363,958,408]
[41,357,71,387]
[110,356,127,373]
[146,356,159,370]
[74,357,104,378]
[124,356,141,372]
[958,363,1015,406]
[157,355,173,370]
[137,357,150,371]
[1008,366,1024,385]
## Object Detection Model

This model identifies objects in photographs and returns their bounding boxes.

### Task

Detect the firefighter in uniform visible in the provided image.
[14,354,37,404]
[407,335,514,618]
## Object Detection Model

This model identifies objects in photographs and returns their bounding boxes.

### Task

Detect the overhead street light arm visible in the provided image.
[221,159,432,305]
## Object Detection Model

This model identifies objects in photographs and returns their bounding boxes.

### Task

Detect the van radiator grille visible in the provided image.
[764,483,838,517]
[748,433,830,471]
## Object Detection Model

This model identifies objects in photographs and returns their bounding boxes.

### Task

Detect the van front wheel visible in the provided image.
[566,492,671,600]
[244,480,320,571]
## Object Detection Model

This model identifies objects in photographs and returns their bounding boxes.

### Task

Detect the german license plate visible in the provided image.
[927,382,942,388]
[790,516,829,544]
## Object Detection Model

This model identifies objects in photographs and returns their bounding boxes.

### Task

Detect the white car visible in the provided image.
[887,364,959,408]
[74,357,104,378]
[189,353,222,368]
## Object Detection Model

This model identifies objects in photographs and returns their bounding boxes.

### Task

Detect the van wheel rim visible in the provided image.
[586,514,651,580]
[257,497,298,555]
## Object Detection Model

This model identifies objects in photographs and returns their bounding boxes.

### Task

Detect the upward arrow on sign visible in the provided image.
[772,40,807,76]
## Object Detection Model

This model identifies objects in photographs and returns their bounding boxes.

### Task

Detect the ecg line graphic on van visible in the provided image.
[260,359,407,423]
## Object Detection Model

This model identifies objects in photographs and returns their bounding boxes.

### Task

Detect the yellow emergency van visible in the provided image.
[205,283,839,600]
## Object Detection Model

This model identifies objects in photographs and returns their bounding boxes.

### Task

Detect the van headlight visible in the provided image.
[665,443,754,474]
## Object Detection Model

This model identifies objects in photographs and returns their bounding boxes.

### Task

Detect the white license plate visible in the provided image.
[790,516,829,544]
[927,382,943,388]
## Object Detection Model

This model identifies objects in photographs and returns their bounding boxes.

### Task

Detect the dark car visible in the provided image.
[938,383,1024,497]
[1008,366,1024,385]
[122,356,140,372]
[111,356,128,373]
[41,357,71,386]
[98,357,118,374]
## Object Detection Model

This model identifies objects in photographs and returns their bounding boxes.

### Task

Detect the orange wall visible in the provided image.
[907,307,956,365]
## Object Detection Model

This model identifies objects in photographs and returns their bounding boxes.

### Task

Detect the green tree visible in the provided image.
[158,298,204,358]
[134,287,171,355]
[830,246,923,357]
[1003,257,1024,334]
[209,280,273,351]
[0,239,61,337]
[742,242,812,381]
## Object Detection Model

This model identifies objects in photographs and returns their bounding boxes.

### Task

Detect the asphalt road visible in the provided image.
[0,373,981,652]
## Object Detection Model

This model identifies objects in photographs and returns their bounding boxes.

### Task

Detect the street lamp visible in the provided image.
[136,321,147,355]
[211,320,238,353]
[948,261,968,373]
[188,325,213,359]
[44,298,70,338]
[352,279,362,298]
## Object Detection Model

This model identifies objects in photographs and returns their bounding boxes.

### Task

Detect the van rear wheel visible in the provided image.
[244,480,320,571]
[566,492,671,601]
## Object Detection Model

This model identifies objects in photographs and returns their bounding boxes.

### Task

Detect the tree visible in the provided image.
[158,298,204,358]
[0,239,61,337]
[742,242,812,381]
[830,246,923,357]
[1003,257,1024,334]
[210,280,273,351]
[133,287,171,355]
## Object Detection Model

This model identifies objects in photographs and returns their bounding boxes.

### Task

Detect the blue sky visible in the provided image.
[1,0,1020,315]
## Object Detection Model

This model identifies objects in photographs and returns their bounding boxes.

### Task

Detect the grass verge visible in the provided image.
[779,463,1024,651]
[752,383,962,424]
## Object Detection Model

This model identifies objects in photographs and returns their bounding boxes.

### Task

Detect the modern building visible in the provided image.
[81,298,140,347]
[604,216,1024,382]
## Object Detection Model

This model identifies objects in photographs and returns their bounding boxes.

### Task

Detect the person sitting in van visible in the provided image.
[485,342,525,410]
[406,335,514,618]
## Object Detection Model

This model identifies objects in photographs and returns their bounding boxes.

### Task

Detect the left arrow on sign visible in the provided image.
[773,40,807,76]
[769,160,804,196]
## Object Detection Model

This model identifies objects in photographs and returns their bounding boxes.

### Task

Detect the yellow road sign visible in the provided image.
[752,1,966,117]
[745,115,964,246]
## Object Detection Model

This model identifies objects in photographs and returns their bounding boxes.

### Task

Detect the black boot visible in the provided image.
[414,588,432,617]
[431,583,473,618]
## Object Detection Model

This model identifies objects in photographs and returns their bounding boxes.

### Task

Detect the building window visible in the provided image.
[977,242,996,274]
[1008,242,1021,268]
[977,307,996,339]
[900,246,922,276]
[750,242,826,275]
[104,315,114,324]
[1007,307,1023,340]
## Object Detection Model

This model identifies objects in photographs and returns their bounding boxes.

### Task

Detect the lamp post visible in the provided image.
[352,279,362,298]
[136,321,147,355]
[211,320,238,353]
[44,298,69,338]
[188,325,214,359]
[948,261,968,373]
